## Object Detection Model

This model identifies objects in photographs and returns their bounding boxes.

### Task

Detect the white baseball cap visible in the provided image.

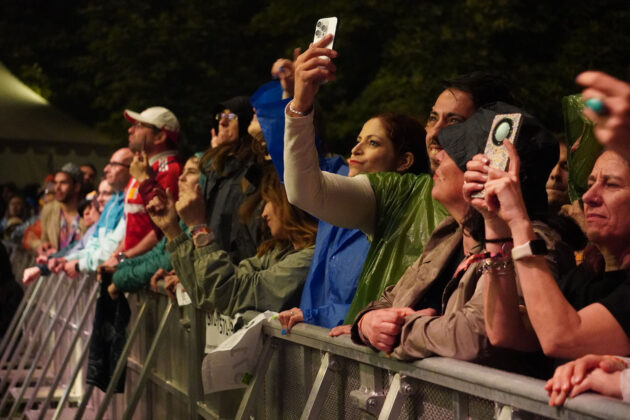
[124,106,180,142]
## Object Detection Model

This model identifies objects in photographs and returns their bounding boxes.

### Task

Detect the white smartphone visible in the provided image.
[313,17,338,51]
[472,113,523,198]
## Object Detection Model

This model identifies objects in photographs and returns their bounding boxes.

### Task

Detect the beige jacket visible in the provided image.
[351,217,573,362]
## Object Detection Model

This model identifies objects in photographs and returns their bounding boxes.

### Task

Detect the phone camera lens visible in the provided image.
[317,22,322,28]
[321,25,327,32]
[492,119,513,146]
[315,29,321,37]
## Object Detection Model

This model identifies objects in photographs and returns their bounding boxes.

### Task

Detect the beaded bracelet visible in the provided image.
[480,257,514,275]
[288,100,312,116]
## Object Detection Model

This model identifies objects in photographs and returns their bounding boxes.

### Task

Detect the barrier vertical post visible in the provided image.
[121,301,174,420]
[91,300,150,420]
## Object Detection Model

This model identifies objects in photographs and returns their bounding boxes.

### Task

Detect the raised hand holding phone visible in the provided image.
[471,113,522,198]
[291,26,338,115]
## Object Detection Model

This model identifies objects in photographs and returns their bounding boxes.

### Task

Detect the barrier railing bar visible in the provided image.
[36,281,99,420]
[23,274,91,416]
[8,273,81,418]
[300,352,338,420]
[90,299,150,420]
[234,337,275,420]
[121,301,175,420]
[0,274,65,413]
[262,321,630,420]
[0,275,38,358]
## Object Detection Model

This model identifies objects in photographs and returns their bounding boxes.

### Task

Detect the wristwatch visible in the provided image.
[193,231,214,248]
[116,252,128,264]
[511,239,548,261]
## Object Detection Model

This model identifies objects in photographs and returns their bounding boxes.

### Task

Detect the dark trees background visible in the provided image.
[1,0,629,155]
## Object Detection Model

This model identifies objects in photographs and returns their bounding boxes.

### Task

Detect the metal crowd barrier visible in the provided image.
[2,253,630,419]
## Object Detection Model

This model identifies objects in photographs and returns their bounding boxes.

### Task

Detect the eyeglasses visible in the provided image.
[215,112,238,121]
[134,121,159,131]
[107,161,130,168]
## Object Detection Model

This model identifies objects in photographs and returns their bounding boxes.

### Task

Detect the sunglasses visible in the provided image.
[215,112,238,121]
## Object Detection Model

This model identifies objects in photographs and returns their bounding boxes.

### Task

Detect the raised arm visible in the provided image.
[284,113,376,234]
[283,35,376,235]
[168,233,313,316]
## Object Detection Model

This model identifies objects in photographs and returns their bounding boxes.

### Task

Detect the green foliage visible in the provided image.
[1,0,628,156]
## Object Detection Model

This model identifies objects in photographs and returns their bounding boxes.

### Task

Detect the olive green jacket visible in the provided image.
[167,232,315,317]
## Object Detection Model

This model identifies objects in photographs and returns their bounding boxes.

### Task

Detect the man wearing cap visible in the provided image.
[36,162,84,256]
[104,107,182,267]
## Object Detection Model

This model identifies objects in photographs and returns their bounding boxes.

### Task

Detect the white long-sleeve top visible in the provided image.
[283,107,377,236]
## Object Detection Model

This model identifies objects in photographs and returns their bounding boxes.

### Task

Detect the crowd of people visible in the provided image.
[2,33,630,407]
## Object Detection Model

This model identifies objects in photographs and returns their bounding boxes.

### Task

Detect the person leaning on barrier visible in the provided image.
[102,107,183,268]
[22,193,101,285]
[147,167,318,316]
[465,141,630,371]
[351,103,576,367]
[265,46,436,331]
[283,34,522,332]
[34,162,84,256]
[106,156,202,299]
[56,148,132,277]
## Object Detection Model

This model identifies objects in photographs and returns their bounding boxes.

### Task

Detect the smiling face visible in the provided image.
[348,118,398,177]
[582,151,630,254]
[425,89,476,172]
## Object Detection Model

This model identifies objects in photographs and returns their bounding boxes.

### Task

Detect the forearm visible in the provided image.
[483,271,539,351]
[509,219,586,356]
[80,219,126,271]
[113,242,171,292]
[284,109,376,235]
[393,287,487,361]
[124,230,158,258]
[167,234,225,312]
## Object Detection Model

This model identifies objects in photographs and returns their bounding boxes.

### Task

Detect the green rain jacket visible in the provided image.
[167,232,315,317]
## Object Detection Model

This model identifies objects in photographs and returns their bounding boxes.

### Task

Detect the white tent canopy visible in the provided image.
[0,62,112,188]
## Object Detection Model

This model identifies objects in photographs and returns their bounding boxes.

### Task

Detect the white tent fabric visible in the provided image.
[0,62,112,187]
